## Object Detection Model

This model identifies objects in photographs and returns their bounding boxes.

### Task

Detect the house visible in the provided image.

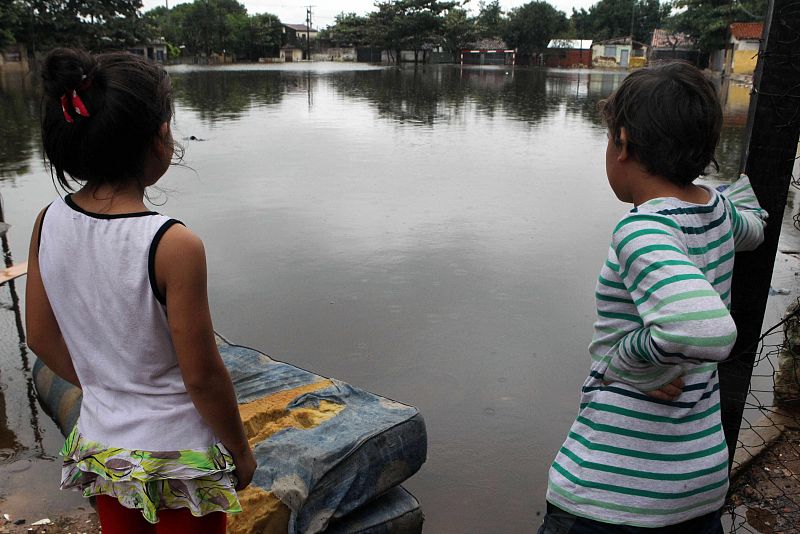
[726,22,763,75]
[280,46,304,62]
[545,39,592,68]
[283,24,318,45]
[128,41,168,63]
[649,29,705,66]
[592,37,647,68]
[460,39,515,66]
[282,24,318,60]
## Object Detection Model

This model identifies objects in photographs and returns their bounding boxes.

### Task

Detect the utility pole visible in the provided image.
[719,0,800,467]
[305,6,314,61]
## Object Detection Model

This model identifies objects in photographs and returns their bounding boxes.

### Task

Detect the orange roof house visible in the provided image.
[730,22,763,41]
[727,22,763,75]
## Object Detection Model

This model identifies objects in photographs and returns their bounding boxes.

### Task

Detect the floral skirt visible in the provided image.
[60,425,242,524]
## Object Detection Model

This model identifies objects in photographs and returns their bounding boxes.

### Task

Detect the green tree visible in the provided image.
[0,0,24,47]
[321,12,369,47]
[475,0,505,38]
[16,0,146,52]
[504,1,568,56]
[366,0,458,63]
[442,6,477,59]
[669,0,765,52]
[244,12,282,59]
[569,0,670,43]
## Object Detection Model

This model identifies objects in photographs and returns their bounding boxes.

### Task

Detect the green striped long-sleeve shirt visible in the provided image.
[546,175,767,527]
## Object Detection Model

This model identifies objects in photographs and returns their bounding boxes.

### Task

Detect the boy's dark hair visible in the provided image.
[600,61,723,186]
[41,48,174,191]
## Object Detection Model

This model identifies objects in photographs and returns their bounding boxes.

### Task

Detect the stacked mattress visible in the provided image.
[32,335,427,533]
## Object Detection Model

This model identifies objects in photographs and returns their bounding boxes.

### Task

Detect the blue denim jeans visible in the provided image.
[537,503,724,534]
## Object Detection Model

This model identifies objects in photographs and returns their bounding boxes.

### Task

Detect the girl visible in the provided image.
[25,48,256,533]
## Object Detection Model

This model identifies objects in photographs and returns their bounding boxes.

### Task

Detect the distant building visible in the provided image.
[460,39,515,66]
[592,37,647,68]
[0,44,28,73]
[649,29,705,67]
[726,22,763,75]
[282,24,318,60]
[283,24,318,44]
[280,46,304,62]
[128,41,168,63]
[545,39,592,68]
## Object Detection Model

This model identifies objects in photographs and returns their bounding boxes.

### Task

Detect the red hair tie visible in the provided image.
[60,77,92,124]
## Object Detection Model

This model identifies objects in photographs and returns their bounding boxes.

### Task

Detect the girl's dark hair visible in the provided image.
[600,61,723,186]
[41,48,173,190]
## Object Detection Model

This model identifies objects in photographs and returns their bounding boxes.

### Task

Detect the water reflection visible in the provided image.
[0,64,760,529]
[0,73,38,181]
[323,66,617,128]
[171,71,285,123]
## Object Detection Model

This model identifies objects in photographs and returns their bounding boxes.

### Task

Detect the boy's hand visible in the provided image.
[602,375,684,400]
[645,376,684,401]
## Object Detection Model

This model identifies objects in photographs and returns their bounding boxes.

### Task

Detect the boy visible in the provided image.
[539,61,767,532]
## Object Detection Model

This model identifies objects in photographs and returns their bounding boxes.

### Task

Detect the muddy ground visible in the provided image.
[1,430,798,533]
[0,505,100,534]
[729,424,800,534]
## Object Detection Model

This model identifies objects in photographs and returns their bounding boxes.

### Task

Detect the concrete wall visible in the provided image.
[591,44,632,68]
[311,47,357,62]
[281,49,304,62]
[732,49,758,74]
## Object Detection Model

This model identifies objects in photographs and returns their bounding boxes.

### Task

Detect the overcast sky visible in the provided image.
[140,0,598,28]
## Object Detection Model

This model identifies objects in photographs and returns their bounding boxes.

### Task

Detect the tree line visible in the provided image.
[0,0,283,61]
[320,0,766,62]
[0,0,766,62]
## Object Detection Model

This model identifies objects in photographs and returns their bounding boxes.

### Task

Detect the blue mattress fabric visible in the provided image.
[32,336,427,533]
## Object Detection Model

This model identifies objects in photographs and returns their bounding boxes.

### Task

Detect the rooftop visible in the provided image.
[547,39,593,50]
[651,29,696,49]
[730,22,763,40]
[284,24,316,32]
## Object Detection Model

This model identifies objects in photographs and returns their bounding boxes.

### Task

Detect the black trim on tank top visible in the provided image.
[148,219,184,305]
[36,203,52,254]
[65,194,158,219]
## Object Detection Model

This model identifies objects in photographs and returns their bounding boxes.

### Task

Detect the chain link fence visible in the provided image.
[725,160,800,533]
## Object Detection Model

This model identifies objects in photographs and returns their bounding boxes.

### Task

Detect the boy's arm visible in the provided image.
[603,214,738,389]
[721,174,768,252]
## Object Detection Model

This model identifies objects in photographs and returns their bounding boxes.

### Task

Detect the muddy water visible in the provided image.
[0,64,788,531]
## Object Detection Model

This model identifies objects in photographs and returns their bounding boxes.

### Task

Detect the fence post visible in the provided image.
[719,0,800,467]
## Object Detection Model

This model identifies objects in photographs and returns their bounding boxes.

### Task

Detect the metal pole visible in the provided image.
[719,0,800,467]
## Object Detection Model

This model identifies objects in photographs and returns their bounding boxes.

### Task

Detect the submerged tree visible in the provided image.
[442,7,477,60]
[504,1,568,57]
[320,12,370,47]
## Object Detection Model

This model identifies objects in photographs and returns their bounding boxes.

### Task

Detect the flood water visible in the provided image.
[0,64,789,531]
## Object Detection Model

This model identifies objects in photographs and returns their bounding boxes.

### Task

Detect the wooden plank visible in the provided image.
[0,261,27,284]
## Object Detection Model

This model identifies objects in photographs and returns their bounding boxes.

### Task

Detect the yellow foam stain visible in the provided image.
[232,380,346,532]
[228,485,291,534]
[238,379,346,447]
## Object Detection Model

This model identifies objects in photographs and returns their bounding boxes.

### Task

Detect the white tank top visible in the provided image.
[38,197,216,450]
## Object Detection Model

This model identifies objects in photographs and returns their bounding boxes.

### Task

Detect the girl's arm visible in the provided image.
[156,224,256,490]
[25,208,80,388]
